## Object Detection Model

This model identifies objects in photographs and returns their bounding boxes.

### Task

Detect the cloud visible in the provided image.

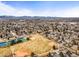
[55,7,79,17]
[0,1,34,16]
[0,2,16,15]
[38,7,79,17]
[0,1,79,17]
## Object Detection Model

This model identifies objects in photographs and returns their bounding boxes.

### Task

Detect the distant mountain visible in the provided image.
[0,16,79,22]
[0,16,54,20]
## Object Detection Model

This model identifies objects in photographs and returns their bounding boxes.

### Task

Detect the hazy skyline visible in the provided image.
[0,1,79,17]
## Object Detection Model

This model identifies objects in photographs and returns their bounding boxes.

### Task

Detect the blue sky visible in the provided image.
[0,1,79,17]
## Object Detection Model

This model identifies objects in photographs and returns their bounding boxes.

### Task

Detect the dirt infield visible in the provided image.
[26,33,58,56]
[0,33,58,57]
[0,47,12,57]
